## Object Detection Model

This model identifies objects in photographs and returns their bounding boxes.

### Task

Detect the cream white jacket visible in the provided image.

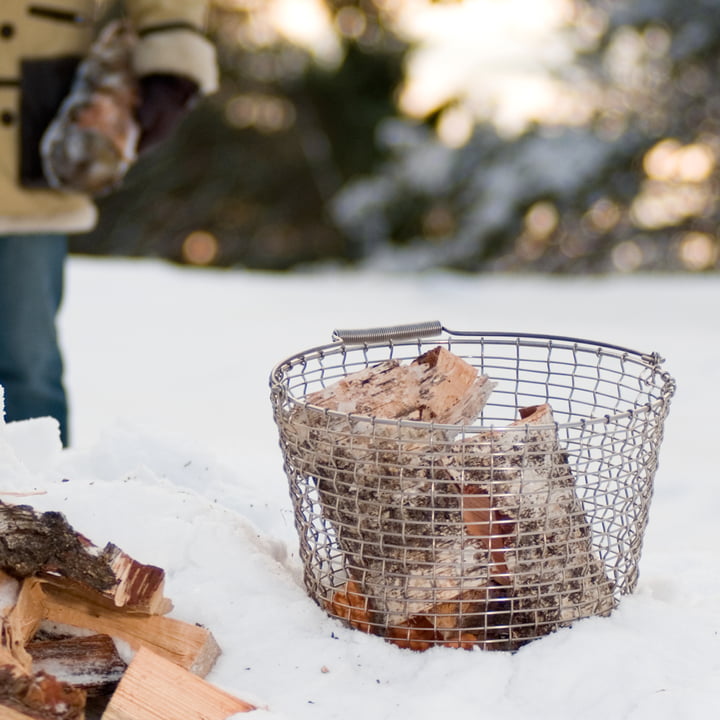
[0,0,217,234]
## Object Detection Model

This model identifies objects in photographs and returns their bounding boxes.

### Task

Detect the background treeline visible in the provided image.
[71,0,720,273]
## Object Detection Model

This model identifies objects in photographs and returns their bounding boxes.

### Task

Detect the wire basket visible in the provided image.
[269,322,676,651]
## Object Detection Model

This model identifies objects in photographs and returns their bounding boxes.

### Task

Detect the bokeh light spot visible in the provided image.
[182,231,220,265]
[678,232,717,271]
[335,6,367,39]
[643,139,715,182]
[225,93,296,132]
[586,197,621,232]
[436,106,473,148]
[611,240,643,272]
[525,201,559,240]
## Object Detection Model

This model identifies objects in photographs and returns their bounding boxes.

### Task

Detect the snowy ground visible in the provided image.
[2,257,719,719]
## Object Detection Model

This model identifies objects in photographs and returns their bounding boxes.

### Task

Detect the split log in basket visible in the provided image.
[0,502,256,719]
[290,346,616,650]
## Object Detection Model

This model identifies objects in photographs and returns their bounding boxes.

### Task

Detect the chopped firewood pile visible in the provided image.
[0,502,256,719]
[286,346,616,650]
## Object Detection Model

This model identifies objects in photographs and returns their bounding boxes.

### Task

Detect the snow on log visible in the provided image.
[27,635,127,696]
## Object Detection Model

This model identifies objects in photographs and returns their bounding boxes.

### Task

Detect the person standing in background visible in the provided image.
[0,1,218,445]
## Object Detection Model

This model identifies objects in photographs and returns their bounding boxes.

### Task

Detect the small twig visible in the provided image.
[0,490,48,497]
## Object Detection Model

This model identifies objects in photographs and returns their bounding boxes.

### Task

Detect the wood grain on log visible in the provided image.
[101,647,255,720]
[1,577,45,672]
[38,583,220,678]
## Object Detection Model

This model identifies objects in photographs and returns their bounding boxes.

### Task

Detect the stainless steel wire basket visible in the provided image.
[269,322,675,651]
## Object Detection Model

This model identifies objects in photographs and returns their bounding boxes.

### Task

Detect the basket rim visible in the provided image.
[269,329,676,433]
[276,394,666,433]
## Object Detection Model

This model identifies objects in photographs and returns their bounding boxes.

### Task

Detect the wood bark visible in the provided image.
[445,404,616,648]
[101,647,256,720]
[287,347,497,629]
[0,665,86,720]
[27,635,127,696]
[0,502,171,615]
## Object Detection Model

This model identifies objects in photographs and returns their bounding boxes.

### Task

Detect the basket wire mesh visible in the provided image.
[270,324,675,651]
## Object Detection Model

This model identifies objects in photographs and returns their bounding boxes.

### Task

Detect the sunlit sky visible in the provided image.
[265,0,588,141]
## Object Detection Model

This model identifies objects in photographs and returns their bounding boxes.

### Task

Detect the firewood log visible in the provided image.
[27,635,127,696]
[40,20,139,196]
[0,502,171,615]
[101,647,256,720]
[285,347,498,628]
[0,665,86,720]
[37,582,220,678]
[303,345,493,424]
[447,404,616,647]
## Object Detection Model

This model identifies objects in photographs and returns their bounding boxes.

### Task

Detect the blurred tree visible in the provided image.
[70,0,720,273]
[72,0,410,268]
[331,0,720,273]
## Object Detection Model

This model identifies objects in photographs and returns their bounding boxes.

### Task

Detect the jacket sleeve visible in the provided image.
[124,0,218,95]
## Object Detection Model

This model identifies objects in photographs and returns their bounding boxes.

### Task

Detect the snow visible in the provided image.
[2,256,719,719]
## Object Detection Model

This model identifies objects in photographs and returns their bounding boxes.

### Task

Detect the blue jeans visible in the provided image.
[0,234,68,445]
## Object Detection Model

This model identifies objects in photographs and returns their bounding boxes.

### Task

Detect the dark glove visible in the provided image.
[136,73,199,153]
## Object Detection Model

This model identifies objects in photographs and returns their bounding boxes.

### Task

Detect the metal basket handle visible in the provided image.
[332,321,443,344]
[330,322,668,373]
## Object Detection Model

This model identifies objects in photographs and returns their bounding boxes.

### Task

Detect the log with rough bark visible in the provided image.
[0,657,86,720]
[0,501,171,615]
[101,647,256,720]
[0,502,229,718]
[286,347,498,630]
[445,403,616,647]
[27,635,127,696]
